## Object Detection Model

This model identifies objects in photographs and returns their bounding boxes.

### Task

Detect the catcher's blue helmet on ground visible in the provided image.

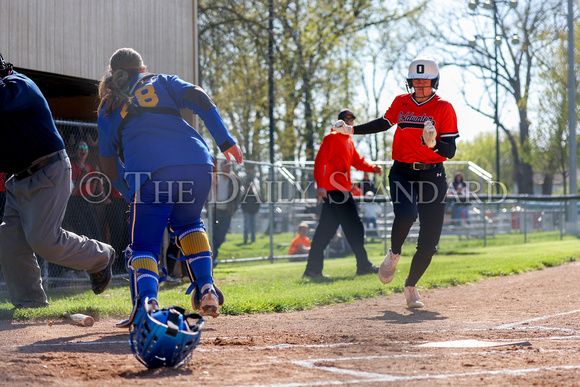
[130,298,204,368]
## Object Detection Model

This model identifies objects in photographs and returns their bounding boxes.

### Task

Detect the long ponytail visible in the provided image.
[97,48,146,117]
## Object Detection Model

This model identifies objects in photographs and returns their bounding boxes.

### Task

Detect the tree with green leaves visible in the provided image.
[198,0,271,184]
[198,0,427,166]
[454,131,514,193]
[533,11,580,194]
[431,0,566,194]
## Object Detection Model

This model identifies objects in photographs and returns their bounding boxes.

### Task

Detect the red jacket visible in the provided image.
[0,173,6,192]
[314,129,375,192]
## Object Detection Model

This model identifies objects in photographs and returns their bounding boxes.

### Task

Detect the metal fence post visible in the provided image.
[383,197,388,255]
[560,202,565,240]
[523,201,528,243]
[268,163,275,264]
[483,201,487,247]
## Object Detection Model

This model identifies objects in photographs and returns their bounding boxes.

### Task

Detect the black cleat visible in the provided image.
[90,249,115,295]
[356,265,379,276]
[302,271,329,278]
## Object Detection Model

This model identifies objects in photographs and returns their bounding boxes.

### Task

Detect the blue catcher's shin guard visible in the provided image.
[116,249,160,328]
[183,254,224,318]
[178,229,224,317]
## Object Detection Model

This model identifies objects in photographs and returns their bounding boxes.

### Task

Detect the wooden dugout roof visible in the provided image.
[0,0,198,119]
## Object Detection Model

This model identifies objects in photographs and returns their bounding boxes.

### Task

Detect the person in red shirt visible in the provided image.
[63,141,102,241]
[0,172,6,221]
[333,57,459,308]
[288,222,311,255]
[303,109,382,278]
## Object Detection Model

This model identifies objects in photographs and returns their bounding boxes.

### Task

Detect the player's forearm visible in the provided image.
[432,137,456,159]
[353,117,392,135]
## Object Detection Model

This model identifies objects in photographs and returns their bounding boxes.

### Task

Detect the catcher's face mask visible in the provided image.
[130,298,205,368]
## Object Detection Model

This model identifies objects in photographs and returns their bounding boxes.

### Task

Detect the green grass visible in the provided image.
[1,231,578,320]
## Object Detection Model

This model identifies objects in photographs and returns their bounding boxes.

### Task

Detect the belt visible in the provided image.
[14,150,67,180]
[395,160,441,171]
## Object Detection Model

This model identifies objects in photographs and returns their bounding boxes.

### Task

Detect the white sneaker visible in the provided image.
[192,283,224,318]
[404,286,424,308]
[378,249,400,284]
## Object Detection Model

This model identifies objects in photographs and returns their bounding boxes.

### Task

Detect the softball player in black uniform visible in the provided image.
[334,57,459,308]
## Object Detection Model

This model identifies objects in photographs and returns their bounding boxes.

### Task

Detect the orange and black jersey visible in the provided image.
[353,93,459,163]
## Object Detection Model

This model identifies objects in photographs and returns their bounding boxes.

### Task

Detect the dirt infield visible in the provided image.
[2,262,580,386]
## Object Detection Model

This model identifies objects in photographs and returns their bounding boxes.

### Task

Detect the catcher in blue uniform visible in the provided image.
[97,48,243,328]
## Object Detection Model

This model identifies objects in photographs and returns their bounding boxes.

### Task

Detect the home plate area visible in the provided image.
[3,263,580,386]
[193,300,580,387]
[200,265,580,387]
[241,313,580,386]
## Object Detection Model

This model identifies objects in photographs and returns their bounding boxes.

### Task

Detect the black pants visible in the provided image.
[304,191,374,274]
[389,162,448,287]
[212,209,233,261]
[107,198,130,274]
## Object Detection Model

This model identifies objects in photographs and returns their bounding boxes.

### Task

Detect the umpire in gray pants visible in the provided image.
[0,53,115,308]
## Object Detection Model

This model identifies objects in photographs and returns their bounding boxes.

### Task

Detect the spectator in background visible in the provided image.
[450,171,469,224]
[63,141,102,241]
[358,172,377,195]
[60,140,103,278]
[328,227,352,258]
[241,184,261,244]
[61,125,83,154]
[0,172,6,221]
[0,172,3,283]
[101,182,130,274]
[288,222,311,256]
[360,191,381,231]
[212,160,243,266]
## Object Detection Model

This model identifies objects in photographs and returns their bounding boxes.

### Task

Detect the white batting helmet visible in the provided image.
[407,57,439,89]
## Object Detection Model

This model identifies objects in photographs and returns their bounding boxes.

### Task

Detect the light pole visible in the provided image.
[567,0,577,233]
[468,0,518,194]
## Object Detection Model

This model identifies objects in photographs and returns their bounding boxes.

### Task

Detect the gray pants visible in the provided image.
[0,156,113,308]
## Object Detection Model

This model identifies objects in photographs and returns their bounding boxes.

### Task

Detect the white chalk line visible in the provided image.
[494,308,580,330]
[243,364,580,386]
[196,342,356,352]
[239,351,580,386]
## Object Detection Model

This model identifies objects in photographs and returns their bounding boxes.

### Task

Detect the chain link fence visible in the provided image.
[0,119,578,292]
